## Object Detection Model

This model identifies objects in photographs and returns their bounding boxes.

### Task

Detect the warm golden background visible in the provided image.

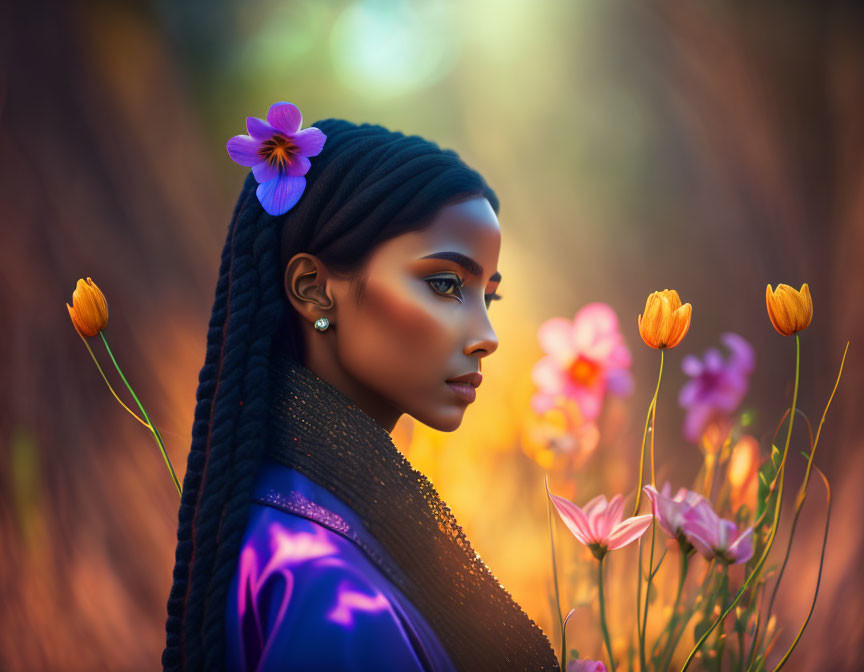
[2,0,862,670]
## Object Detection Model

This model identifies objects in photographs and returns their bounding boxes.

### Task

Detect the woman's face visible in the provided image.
[330,197,502,432]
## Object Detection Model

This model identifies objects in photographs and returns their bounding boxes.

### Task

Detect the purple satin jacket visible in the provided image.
[225,458,458,672]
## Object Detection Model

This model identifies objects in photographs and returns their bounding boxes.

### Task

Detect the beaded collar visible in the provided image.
[266,350,559,671]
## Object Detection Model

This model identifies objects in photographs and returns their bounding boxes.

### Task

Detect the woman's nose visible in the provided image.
[465,309,498,359]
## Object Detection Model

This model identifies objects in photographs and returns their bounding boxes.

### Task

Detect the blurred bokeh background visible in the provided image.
[2,0,862,669]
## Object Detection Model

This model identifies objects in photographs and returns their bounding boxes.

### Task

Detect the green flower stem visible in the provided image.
[635,535,644,669]
[632,350,664,517]
[546,489,566,671]
[660,559,717,672]
[639,519,657,671]
[771,467,832,671]
[598,555,616,672]
[680,334,800,672]
[763,341,849,636]
[77,332,148,427]
[715,565,730,669]
[100,332,182,498]
[651,547,690,663]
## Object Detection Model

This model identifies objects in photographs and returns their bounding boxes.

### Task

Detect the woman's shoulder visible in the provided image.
[225,459,456,672]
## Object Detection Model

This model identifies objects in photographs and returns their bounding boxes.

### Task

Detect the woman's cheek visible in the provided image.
[340,278,455,388]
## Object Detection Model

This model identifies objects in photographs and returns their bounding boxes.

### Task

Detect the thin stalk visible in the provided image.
[636,535,645,670]
[639,519,657,670]
[598,555,617,672]
[771,466,832,671]
[660,559,717,672]
[680,334,801,672]
[546,486,566,671]
[651,547,690,663]
[632,350,664,517]
[649,349,663,487]
[749,340,846,668]
[77,331,148,427]
[100,332,182,497]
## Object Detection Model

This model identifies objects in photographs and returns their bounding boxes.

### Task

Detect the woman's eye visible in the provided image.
[426,275,464,301]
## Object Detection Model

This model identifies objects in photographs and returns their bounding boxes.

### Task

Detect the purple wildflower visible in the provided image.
[678,332,755,443]
[226,102,327,216]
[642,483,707,545]
[682,499,754,564]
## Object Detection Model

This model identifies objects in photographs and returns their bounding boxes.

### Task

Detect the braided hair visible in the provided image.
[162,119,498,671]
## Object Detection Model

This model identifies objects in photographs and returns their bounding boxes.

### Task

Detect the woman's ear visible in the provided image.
[283,253,335,324]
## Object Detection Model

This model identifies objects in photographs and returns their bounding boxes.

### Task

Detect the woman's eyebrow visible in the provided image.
[419,251,487,277]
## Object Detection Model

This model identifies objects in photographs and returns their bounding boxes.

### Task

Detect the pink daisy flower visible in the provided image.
[531,303,633,422]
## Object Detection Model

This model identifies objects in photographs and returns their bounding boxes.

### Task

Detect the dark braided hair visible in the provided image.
[163,119,498,671]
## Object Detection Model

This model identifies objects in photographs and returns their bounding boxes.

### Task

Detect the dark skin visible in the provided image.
[284,197,502,433]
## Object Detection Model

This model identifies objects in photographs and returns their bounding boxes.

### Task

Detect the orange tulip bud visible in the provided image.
[66,277,109,337]
[765,283,812,336]
[637,289,692,349]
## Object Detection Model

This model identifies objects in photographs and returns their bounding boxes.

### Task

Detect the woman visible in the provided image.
[163,108,559,671]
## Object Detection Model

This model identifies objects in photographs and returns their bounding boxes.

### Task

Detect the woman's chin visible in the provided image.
[412,405,468,433]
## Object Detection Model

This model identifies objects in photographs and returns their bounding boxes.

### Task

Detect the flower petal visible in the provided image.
[252,160,279,183]
[682,500,719,550]
[247,116,277,140]
[256,175,306,216]
[227,135,264,167]
[728,526,754,564]
[686,529,715,559]
[531,356,566,394]
[722,332,755,373]
[582,494,608,519]
[546,481,594,546]
[292,127,327,157]
[285,154,312,177]
[606,514,653,550]
[537,317,574,362]
[596,494,625,541]
[267,102,303,135]
[681,355,703,377]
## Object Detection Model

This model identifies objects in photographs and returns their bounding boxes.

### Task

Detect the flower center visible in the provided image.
[259,134,298,171]
[568,354,602,387]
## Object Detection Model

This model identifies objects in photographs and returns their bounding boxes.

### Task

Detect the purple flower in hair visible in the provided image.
[226,102,327,216]
[678,332,755,443]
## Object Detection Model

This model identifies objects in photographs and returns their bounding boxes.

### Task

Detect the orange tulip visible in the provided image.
[66,277,109,337]
[637,289,692,349]
[765,283,812,336]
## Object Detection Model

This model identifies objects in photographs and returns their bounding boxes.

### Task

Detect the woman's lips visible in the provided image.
[445,372,482,404]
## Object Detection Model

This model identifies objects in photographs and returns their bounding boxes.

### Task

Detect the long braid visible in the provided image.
[163,183,254,670]
[201,204,286,668]
[182,175,283,670]
[165,118,500,671]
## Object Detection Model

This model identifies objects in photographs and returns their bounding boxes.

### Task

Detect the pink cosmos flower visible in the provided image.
[568,659,607,672]
[531,303,634,422]
[227,101,327,216]
[546,478,653,559]
[642,483,707,543]
[682,498,754,564]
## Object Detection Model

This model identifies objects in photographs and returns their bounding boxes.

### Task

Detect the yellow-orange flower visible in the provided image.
[765,283,812,336]
[637,289,692,349]
[66,277,108,337]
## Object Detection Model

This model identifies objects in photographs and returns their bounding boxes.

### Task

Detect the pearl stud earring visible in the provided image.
[314,316,330,332]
